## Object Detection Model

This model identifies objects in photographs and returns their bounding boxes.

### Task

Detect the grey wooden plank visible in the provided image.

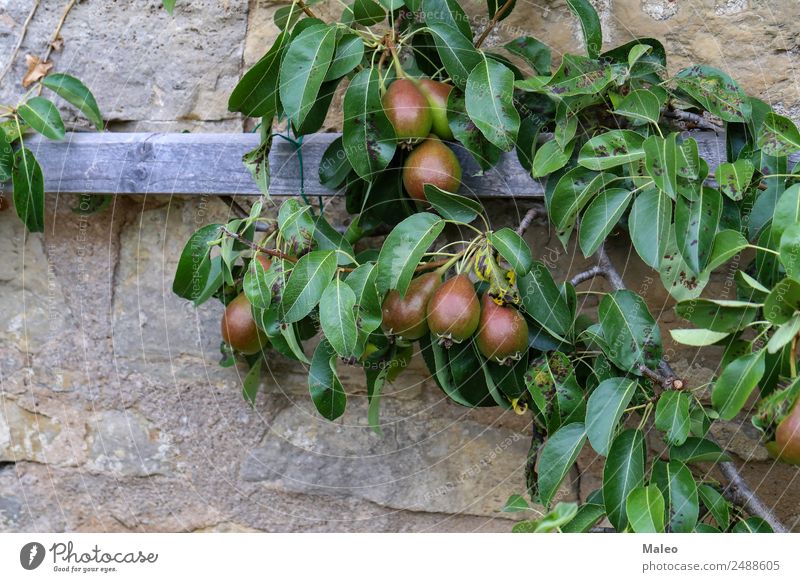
[1,131,789,198]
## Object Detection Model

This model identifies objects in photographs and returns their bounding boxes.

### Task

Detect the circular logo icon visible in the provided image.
[20,542,46,570]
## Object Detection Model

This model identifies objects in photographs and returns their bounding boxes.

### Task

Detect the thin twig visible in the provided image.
[220,226,298,263]
[0,0,40,84]
[569,265,604,287]
[296,0,317,19]
[41,0,77,64]
[663,110,722,133]
[577,241,788,532]
[474,0,515,48]
[515,206,539,237]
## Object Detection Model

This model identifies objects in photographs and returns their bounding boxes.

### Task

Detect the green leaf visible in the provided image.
[626,486,666,533]
[578,188,632,257]
[732,517,773,533]
[542,55,616,98]
[643,133,678,199]
[670,437,732,464]
[560,503,606,532]
[420,0,473,39]
[549,167,615,232]
[674,187,722,273]
[243,256,273,310]
[675,66,751,122]
[675,298,758,332]
[279,24,337,128]
[41,74,103,130]
[578,130,646,171]
[537,423,586,508]
[487,0,516,22]
[242,137,271,196]
[659,226,709,301]
[325,34,365,81]
[343,68,396,180]
[655,390,691,446]
[773,184,800,241]
[712,350,765,420]
[0,126,12,182]
[424,184,483,223]
[319,136,352,189]
[598,290,662,373]
[566,0,602,58]
[670,328,729,346]
[308,340,347,420]
[780,223,800,282]
[767,315,800,354]
[172,223,223,300]
[11,148,45,233]
[17,97,65,141]
[757,112,800,157]
[603,429,646,531]
[629,188,672,269]
[427,23,481,90]
[352,0,385,25]
[651,460,699,533]
[242,359,263,406]
[512,502,579,533]
[280,250,338,323]
[465,56,520,152]
[345,263,383,335]
[446,90,502,172]
[531,139,574,178]
[375,212,444,295]
[697,484,730,529]
[162,0,176,14]
[502,493,530,513]
[489,227,533,274]
[586,377,638,457]
[503,36,551,75]
[519,261,572,339]
[706,229,748,272]
[278,198,316,255]
[614,89,661,125]
[229,31,290,118]
[312,214,355,266]
[319,278,358,358]
[716,159,754,201]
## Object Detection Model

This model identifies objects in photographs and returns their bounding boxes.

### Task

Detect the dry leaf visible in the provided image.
[50,35,64,52]
[22,54,53,88]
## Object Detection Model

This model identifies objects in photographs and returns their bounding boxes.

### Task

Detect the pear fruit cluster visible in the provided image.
[381,271,529,365]
[381,77,462,202]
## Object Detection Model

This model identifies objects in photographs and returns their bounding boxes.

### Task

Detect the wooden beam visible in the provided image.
[0,131,771,198]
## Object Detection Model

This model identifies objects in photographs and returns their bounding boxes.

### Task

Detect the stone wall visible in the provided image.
[1,0,799,532]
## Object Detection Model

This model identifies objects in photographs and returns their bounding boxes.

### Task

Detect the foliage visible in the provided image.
[1,72,102,231]
[168,0,800,533]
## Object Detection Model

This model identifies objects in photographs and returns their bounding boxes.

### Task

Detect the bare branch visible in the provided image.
[516,206,539,236]
[474,0,515,48]
[663,110,722,133]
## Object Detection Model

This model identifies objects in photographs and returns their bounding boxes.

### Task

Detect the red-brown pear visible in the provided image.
[382,78,433,141]
[426,274,480,344]
[402,136,462,202]
[381,272,442,340]
[774,400,800,465]
[220,293,268,354]
[475,294,529,364]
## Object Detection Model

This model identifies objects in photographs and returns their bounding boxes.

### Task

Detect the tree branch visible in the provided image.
[42,0,77,63]
[516,206,540,237]
[663,110,722,133]
[575,242,788,532]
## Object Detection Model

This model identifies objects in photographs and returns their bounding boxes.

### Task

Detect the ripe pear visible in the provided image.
[475,295,529,364]
[774,400,800,465]
[255,253,272,271]
[382,78,433,141]
[220,293,267,354]
[427,274,480,345]
[402,136,462,201]
[418,79,454,140]
[381,272,442,340]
